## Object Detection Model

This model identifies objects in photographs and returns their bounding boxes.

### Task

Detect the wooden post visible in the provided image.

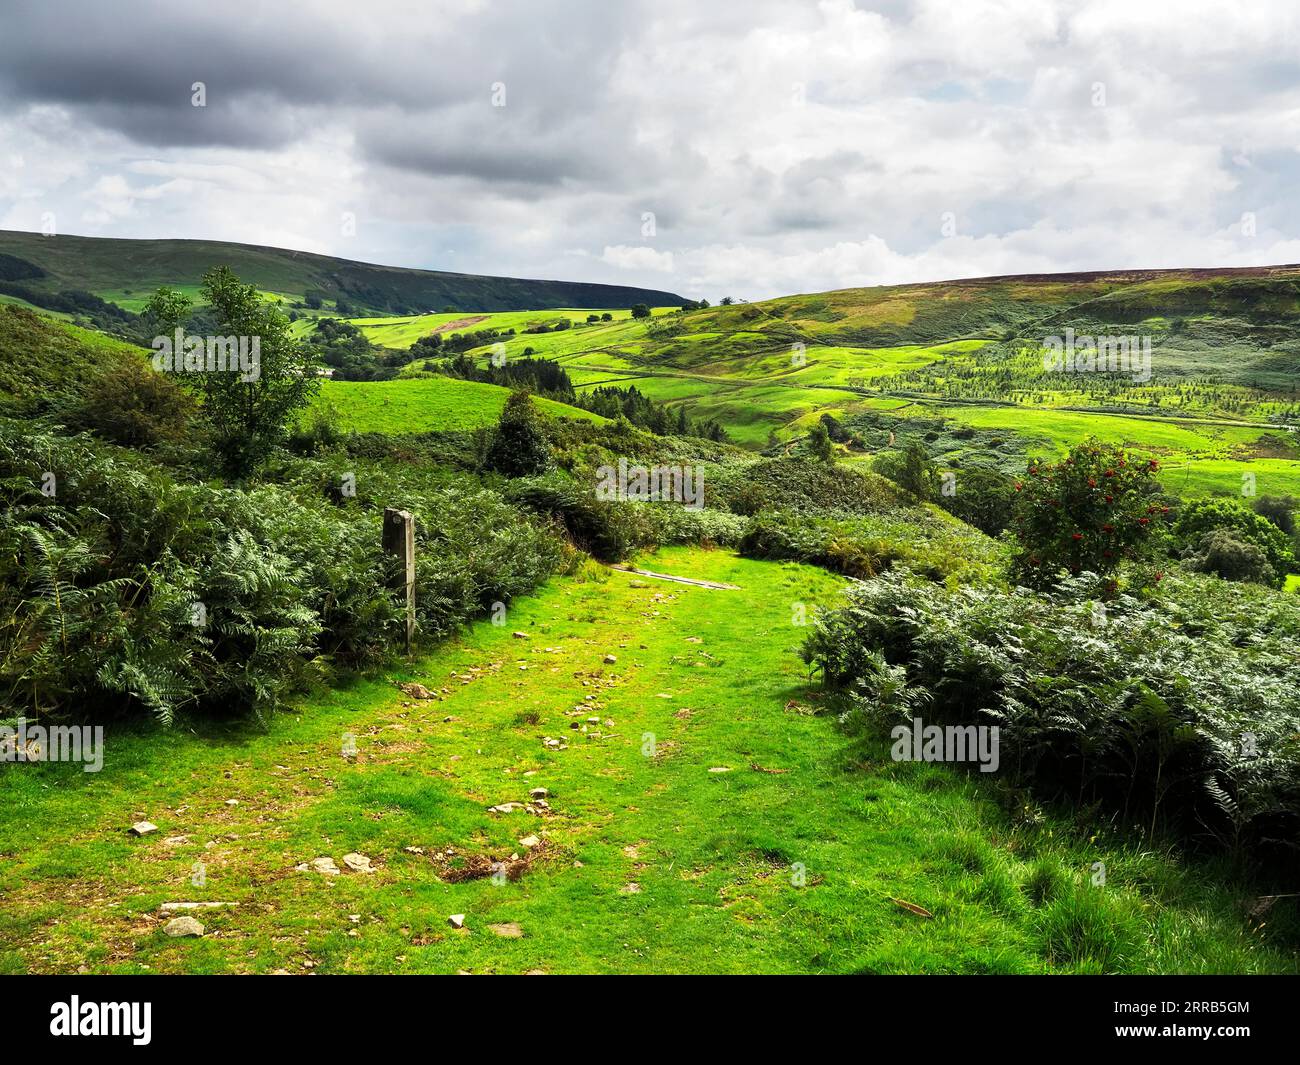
[383,507,415,654]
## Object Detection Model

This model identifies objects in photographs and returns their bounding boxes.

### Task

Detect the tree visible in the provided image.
[1183,528,1277,585]
[1010,439,1167,592]
[485,391,550,476]
[937,466,1017,536]
[807,422,835,463]
[897,442,935,500]
[719,296,734,306]
[630,304,651,319]
[1174,498,1293,585]
[145,266,319,476]
[820,413,850,443]
[1253,494,1298,536]
[601,312,612,321]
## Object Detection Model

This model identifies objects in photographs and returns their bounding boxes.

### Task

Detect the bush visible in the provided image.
[1254,495,1298,536]
[937,465,1018,536]
[801,568,1300,869]
[1175,498,1294,586]
[1183,527,1276,585]
[485,391,550,477]
[505,472,654,562]
[1010,440,1167,593]
[71,357,195,448]
[0,421,564,724]
[738,509,998,583]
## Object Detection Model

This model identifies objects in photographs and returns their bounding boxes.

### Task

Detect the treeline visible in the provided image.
[310,318,402,381]
[0,279,139,335]
[434,352,575,397]
[409,327,515,358]
[574,384,729,441]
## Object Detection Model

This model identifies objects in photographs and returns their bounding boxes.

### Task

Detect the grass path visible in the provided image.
[0,549,1292,974]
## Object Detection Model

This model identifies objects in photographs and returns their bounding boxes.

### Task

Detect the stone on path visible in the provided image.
[448,914,466,929]
[310,856,340,876]
[164,916,204,937]
[342,853,374,874]
[518,834,541,849]
[603,654,618,664]
[130,821,157,836]
[398,682,433,699]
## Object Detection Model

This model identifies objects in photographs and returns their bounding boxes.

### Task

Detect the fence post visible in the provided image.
[383,507,415,654]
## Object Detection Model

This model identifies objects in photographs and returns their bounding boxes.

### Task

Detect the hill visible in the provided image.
[0,229,685,316]
[424,265,1300,494]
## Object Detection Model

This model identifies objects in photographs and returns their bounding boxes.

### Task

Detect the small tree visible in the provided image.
[630,304,651,319]
[1253,494,1298,536]
[899,442,936,501]
[1010,439,1166,592]
[145,267,318,475]
[485,391,550,476]
[807,421,835,463]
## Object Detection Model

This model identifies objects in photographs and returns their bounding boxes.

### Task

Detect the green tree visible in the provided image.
[630,304,651,319]
[145,266,319,475]
[938,466,1017,536]
[899,442,936,501]
[1174,498,1293,585]
[1010,439,1167,592]
[807,422,835,463]
[485,391,550,476]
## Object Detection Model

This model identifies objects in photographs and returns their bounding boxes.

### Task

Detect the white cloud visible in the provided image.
[2,0,1299,300]
[601,245,675,273]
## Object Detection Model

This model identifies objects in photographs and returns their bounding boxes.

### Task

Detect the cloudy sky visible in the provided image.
[2,0,1300,300]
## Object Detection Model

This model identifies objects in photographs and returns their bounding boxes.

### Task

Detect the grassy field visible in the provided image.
[384,271,1300,499]
[310,376,608,433]
[0,547,1287,975]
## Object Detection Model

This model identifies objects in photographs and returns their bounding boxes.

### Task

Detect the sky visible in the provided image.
[2,0,1300,301]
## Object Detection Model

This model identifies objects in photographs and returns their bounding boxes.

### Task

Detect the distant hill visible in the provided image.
[0,230,685,316]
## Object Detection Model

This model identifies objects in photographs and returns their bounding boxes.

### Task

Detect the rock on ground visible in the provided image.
[164,916,205,937]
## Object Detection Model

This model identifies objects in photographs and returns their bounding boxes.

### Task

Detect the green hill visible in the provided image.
[421,266,1300,494]
[0,229,685,316]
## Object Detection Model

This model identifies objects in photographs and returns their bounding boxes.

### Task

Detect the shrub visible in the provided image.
[1175,498,1294,586]
[1254,494,1298,536]
[485,391,550,477]
[1183,527,1276,585]
[1010,439,1167,593]
[72,357,195,448]
[801,568,1300,869]
[806,423,834,463]
[937,465,1017,536]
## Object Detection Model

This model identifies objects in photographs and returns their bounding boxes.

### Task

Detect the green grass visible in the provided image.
[310,376,608,433]
[0,548,1289,974]
[353,308,678,350]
